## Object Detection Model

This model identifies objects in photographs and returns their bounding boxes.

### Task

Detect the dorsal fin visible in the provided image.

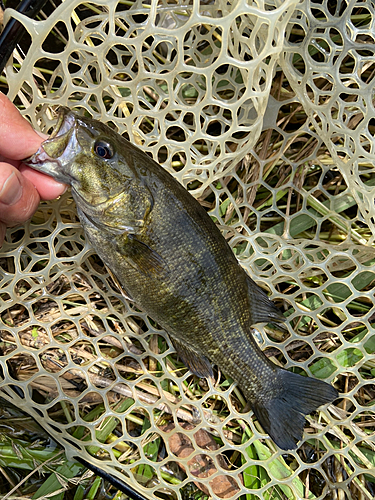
[246,275,285,325]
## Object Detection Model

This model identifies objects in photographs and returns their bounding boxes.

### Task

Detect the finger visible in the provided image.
[0,155,20,168]
[0,163,40,225]
[0,92,44,160]
[19,164,67,200]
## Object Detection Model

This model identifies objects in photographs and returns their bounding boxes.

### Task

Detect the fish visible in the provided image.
[25,107,338,450]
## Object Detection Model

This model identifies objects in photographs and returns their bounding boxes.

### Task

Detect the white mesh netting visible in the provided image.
[0,0,375,499]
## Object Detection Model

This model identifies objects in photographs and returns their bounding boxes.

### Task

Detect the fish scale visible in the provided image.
[25,107,338,450]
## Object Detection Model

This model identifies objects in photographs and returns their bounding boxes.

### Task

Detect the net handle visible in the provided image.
[0,0,49,73]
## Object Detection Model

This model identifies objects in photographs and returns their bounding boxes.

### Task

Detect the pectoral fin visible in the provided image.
[119,234,167,278]
[170,337,213,378]
[82,209,142,235]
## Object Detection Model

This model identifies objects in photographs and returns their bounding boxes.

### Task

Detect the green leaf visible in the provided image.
[219,198,232,217]
[266,177,375,240]
[32,461,84,500]
[0,439,60,471]
[309,357,337,379]
[181,84,199,98]
[87,476,102,499]
[325,283,352,302]
[300,293,323,311]
[364,335,375,354]
[337,348,364,368]
[252,440,316,499]
[351,271,375,291]
[355,446,375,466]
[119,87,131,97]
[73,485,86,500]
[243,444,261,495]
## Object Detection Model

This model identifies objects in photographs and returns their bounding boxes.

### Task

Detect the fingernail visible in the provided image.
[0,172,23,206]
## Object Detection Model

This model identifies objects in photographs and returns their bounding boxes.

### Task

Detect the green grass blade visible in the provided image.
[32,461,84,500]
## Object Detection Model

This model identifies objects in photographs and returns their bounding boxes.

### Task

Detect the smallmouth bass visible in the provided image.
[25,108,338,450]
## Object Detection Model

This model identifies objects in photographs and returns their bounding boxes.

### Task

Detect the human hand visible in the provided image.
[0,93,67,246]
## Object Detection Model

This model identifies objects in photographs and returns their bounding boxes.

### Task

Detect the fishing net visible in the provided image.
[0,0,375,498]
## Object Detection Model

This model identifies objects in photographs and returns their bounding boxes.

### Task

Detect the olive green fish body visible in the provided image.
[25,108,338,450]
[78,139,280,397]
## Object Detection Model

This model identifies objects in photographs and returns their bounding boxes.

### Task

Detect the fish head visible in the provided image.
[25,107,135,206]
[25,107,153,233]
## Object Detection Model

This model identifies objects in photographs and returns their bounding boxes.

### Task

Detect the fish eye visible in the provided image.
[94,140,114,159]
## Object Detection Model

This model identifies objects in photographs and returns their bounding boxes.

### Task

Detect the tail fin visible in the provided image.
[251,370,338,450]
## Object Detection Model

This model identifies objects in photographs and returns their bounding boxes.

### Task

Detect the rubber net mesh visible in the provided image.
[1,0,375,498]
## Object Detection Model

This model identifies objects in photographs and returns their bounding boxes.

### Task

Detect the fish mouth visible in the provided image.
[23,107,81,184]
[49,107,76,139]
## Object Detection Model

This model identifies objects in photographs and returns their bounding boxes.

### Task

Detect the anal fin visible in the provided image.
[170,336,213,378]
